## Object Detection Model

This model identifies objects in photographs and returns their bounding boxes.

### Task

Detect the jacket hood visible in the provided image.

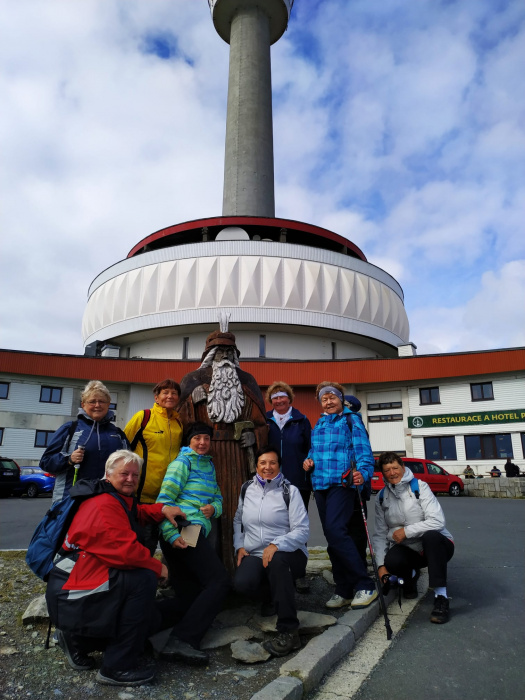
[77,408,116,425]
[384,466,416,497]
[69,478,117,499]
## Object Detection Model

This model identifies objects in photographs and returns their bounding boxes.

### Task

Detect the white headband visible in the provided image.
[318,386,343,402]
[271,392,289,399]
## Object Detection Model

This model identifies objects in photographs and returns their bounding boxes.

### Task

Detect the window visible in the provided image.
[409,461,425,474]
[40,386,62,404]
[35,430,55,448]
[419,387,440,405]
[0,428,3,445]
[0,382,9,399]
[471,382,494,401]
[368,402,402,411]
[368,414,403,422]
[424,436,457,461]
[427,463,446,475]
[259,335,266,358]
[331,342,337,360]
[109,402,117,416]
[465,433,513,460]
[182,337,189,360]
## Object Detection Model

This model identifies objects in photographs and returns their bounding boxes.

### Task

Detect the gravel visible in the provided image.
[0,551,352,700]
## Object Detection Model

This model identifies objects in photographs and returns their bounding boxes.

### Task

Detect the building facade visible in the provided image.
[1,347,523,477]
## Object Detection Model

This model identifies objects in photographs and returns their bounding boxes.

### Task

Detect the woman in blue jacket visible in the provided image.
[303,381,377,610]
[265,381,312,511]
[41,380,129,503]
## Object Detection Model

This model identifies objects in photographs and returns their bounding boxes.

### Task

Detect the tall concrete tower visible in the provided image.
[209,0,293,217]
[82,2,411,362]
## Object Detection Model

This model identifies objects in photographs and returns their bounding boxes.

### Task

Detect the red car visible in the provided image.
[371,458,464,497]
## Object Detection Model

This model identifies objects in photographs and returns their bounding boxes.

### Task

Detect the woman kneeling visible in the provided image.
[373,452,455,624]
[233,446,310,657]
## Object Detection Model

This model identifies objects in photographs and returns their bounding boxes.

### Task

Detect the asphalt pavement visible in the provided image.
[340,498,525,700]
[0,492,333,549]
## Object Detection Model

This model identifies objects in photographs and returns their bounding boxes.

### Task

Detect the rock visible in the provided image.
[251,613,278,632]
[22,596,49,624]
[118,694,135,700]
[231,640,270,664]
[201,625,257,649]
[0,646,18,655]
[297,611,337,634]
[215,605,256,627]
[235,669,259,679]
[322,569,334,585]
[305,559,332,574]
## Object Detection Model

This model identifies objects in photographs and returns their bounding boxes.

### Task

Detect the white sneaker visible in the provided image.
[325,594,352,609]
[351,589,378,609]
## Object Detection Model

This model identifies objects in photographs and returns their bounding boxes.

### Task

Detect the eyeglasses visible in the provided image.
[85,400,109,406]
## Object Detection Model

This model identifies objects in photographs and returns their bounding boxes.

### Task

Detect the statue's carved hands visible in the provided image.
[240,431,256,448]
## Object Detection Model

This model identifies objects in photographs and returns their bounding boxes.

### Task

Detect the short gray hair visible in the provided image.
[81,380,111,404]
[105,450,143,477]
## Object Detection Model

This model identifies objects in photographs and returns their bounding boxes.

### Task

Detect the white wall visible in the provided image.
[0,381,74,416]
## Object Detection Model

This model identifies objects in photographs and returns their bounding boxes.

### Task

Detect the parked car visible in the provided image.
[13,466,55,498]
[371,457,464,497]
[0,457,21,497]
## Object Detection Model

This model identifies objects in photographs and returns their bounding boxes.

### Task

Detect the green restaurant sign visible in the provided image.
[408,410,525,430]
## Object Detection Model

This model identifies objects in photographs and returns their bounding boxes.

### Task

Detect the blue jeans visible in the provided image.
[315,485,374,598]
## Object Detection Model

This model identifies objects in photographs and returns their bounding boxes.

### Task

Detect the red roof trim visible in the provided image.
[126,216,367,261]
[1,348,523,386]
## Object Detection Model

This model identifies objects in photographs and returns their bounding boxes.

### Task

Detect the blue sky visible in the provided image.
[1,0,524,355]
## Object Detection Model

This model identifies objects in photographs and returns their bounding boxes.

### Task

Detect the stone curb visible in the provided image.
[250,589,399,700]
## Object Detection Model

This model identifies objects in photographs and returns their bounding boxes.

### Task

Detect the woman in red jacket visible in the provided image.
[46,450,183,687]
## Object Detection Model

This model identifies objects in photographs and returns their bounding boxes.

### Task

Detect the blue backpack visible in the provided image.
[26,495,81,581]
[378,477,420,506]
[26,482,132,581]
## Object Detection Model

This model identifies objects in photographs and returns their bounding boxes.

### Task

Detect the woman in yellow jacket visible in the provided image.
[125,379,183,553]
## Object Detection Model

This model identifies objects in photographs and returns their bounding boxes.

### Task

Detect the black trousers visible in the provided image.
[315,486,374,598]
[65,569,185,672]
[233,550,307,632]
[384,531,455,588]
[159,531,230,648]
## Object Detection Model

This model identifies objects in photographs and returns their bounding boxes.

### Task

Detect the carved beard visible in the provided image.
[207,357,245,424]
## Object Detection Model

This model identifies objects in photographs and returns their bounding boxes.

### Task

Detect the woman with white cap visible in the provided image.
[303,381,377,610]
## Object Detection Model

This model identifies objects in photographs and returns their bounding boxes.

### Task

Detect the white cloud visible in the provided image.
[411,260,525,354]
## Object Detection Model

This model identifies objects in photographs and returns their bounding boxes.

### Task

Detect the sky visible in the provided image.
[1,0,524,357]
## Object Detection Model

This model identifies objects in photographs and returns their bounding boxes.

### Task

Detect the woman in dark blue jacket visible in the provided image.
[41,380,129,503]
[265,382,312,511]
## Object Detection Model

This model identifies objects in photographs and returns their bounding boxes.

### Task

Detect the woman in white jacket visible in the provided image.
[373,452,454,624]
[233,445,309,657]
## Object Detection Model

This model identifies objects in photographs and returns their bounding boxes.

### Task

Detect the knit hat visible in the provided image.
[186,422,213,443]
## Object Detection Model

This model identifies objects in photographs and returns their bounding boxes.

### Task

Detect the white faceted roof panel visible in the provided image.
[83,253,410,345]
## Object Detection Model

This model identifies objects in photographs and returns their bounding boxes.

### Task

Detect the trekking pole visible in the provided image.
[354,467,393,641]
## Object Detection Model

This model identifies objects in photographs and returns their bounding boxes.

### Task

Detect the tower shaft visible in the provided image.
[223,5,275,217]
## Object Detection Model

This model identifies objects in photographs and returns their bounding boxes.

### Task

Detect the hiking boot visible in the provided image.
[263,630,301,657]
[161,636,209,665]
[430,595,450,624]
[402,570,420,599]
[96,667,155,686]
[351,589,378,609]
[56,629,95,671]
[325,594,352,609]
[295,576,310,593]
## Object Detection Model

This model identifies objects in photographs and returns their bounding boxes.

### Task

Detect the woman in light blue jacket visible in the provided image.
[233,445,309,658]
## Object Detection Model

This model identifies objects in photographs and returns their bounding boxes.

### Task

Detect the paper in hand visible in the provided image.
[180,524,201,548]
